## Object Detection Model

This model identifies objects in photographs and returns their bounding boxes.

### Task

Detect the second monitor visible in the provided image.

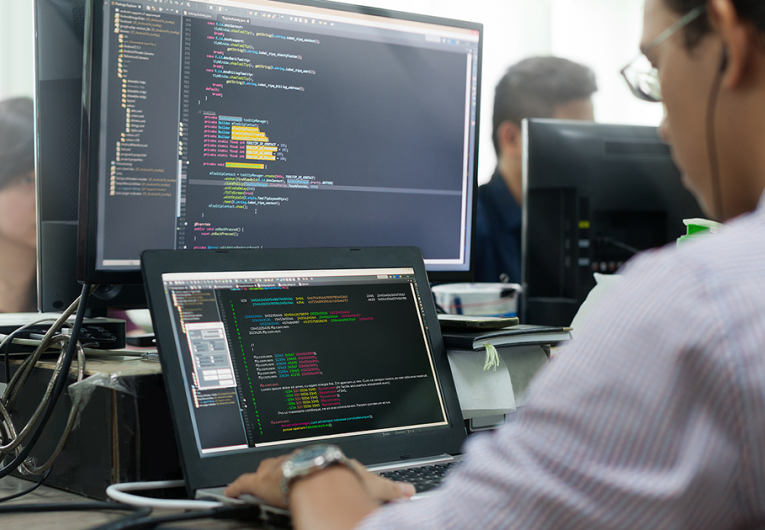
[522,119,705,327]
[79,0,483,287]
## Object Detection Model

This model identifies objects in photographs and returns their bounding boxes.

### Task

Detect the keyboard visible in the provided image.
[378,462,459,493]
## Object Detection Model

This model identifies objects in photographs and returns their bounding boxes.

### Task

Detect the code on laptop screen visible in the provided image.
[162,267,448,454]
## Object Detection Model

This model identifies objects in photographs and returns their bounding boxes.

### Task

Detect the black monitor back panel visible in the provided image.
[522,119,705,326]
[35,0,146,310]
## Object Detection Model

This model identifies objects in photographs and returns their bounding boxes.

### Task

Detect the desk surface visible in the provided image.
[0,476,270,529]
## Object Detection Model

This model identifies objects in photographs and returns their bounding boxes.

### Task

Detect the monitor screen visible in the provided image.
[79,0,482,286]
[521,119,705,327]
[159,266,448,454]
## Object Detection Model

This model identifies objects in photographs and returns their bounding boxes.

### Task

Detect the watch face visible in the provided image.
[294,444,331,464]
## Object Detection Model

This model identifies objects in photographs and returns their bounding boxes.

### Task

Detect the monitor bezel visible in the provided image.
[78,0,482,286]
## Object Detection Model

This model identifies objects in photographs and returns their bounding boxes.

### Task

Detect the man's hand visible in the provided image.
[225,453,415,509]
[224,453,291,507]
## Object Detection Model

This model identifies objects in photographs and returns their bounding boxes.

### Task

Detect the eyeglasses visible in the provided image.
[620,6,707,102]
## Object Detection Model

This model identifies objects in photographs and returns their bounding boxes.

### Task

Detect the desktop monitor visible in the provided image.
[521,119,705,327]
[78,0,482,289]
[35,0,146,311]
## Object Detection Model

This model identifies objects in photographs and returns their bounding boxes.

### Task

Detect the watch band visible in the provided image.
[280,444,358,506]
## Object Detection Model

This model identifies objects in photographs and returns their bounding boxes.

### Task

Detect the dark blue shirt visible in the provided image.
[474,169,522,283]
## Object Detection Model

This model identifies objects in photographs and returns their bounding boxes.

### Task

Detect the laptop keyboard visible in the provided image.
[377,462,460,493]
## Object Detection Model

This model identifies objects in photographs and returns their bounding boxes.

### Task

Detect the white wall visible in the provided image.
[550,0,662,129]
[0,0,34,99]
[0,0,662,183]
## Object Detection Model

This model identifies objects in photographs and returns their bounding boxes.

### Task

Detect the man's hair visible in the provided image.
[664,0,765,47]
[492,56,597,156]
[0,97,34,190]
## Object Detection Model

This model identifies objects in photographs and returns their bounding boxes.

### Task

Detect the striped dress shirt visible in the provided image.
[358,191,765,529]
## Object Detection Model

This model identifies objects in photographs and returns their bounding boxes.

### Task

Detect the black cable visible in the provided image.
[0,501,151,516]
[0,467,51,503]
[597,237,640,255]
[2,325,39,384]
[88,504,264,530]
[3,327,13,384]
[0,282,92,481]
[706,49,726,221]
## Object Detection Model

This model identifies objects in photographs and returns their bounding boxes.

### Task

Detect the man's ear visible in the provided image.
[709,0,757,89]
[497,120,523,159]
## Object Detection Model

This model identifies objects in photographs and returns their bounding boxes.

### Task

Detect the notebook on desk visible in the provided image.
[141,247,467,508]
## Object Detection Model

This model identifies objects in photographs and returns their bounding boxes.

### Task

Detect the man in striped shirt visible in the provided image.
[227,0,765,528]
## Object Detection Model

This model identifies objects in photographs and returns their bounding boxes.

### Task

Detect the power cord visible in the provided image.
[2,316,73,385]
[0,336,86,475]
[102,481,293,529]
[596,237,640,255]
[0,467,51,503]
[0,282,93,480]
[105,480,223,510]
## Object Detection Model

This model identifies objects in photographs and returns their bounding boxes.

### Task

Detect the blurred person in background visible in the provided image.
[0,97,37,313]
[475,56,597,283]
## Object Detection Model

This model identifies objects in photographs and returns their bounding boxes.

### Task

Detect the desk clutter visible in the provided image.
[431,283,572,432]
[440,318,572,432]
[0,316,569,511]
[431,283,522,318]
[0,357,181,500]
[0,294,570,505]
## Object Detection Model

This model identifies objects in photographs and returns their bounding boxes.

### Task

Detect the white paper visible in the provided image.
[447,351,516,419]
[500,345,549,407]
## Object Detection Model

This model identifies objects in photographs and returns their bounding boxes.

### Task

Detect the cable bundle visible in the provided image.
[0,284,93,479]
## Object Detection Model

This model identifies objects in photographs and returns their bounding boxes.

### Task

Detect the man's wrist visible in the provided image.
[289,464,378,525]
[280,444,360,505]
[290,464,359,499]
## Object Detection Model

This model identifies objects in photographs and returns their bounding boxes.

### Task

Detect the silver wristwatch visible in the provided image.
[280,444,354,505]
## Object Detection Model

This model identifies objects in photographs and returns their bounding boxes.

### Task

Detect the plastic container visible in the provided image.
[431,283,522,317]
[677,218,723,247]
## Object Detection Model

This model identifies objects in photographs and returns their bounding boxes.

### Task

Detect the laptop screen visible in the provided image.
[160,266,449,455]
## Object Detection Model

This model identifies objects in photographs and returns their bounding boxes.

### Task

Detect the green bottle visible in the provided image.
[677,218,723,248]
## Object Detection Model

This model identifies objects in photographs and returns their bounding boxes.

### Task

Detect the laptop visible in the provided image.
[141,246,467,508]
